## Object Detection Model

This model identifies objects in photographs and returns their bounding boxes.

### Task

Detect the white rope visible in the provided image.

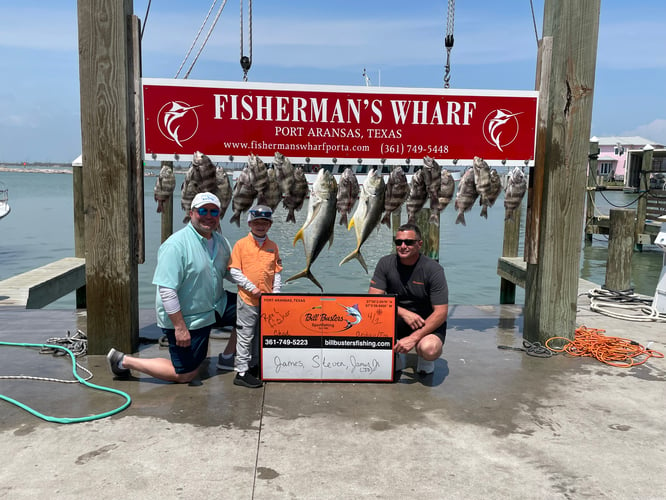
[587,287,666,322]
[183,0,229,79]
[175,0,219,78]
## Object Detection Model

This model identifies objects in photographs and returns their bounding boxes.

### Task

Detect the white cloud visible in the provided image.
[622,119,666,146]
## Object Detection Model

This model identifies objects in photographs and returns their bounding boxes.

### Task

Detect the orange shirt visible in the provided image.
[229,233,282,306]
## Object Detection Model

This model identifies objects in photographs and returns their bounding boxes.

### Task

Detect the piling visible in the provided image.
[586,138,599,243]
[635,144,654,250]
[499,203,522,304]
[605,208,635,291]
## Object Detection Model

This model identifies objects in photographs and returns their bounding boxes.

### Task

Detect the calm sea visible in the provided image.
[0,169,663,309]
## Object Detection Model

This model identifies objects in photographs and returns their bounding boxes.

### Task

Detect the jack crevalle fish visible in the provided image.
[504,167,527,221]
[283,166,308,223]
[454,167,479,225]
[336,167,360,226]
[406,168,428,224]
[480,168,502,218]
[286,169,338,291]
[381,165,409,228]
[229,166,257,226]
[340,168,386,273]
[153,161,176,213]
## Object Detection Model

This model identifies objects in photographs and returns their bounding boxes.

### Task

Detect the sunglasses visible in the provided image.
[394,238,419,247]
[250,209,272,219]
[196,207,220,217]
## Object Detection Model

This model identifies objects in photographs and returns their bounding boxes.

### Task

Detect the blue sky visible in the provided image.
[1,0,665,163]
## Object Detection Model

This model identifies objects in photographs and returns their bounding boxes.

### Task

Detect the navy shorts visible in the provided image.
[396,319,447,345]
[162,290,238,374]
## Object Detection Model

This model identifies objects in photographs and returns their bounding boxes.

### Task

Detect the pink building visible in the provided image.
[592,136,665,189]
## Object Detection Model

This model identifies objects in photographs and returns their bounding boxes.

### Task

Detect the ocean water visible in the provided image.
[0,169,663,309]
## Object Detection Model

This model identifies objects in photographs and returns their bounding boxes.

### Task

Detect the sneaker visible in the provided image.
[106,348,130,377]
[234,371,263,388]
[416,356,435,375]
[216,353,235,371]
[249,364,260,377]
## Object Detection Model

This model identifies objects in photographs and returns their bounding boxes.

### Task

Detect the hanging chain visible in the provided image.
[240,0,253,81]
[443,0,455,89]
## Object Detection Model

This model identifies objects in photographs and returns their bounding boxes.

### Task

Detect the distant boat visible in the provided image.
[0,181,10,220]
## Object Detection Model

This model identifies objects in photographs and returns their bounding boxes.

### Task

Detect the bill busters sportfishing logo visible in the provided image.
[483,109,522,152]
[157,101,202,147]
[300,303,362,333]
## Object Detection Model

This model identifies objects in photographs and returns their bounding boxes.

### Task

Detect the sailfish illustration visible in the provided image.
[162,102,202,147]
[487,110,522,152]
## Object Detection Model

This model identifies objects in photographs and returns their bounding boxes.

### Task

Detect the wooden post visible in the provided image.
[416,210,439,261]
[77,0,139,354]
[161,161,175,242]
[585,137,599,243]
[499,202,522,304]
[131,15,145,265]
[605,208,635,291]
[72,161,86,309]
[523,0,601,344]
[635,144,654,251]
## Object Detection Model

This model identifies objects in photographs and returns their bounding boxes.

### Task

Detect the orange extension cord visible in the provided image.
[545,326,664,368]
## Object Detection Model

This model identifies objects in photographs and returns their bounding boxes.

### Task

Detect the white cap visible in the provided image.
[191,192,221,209]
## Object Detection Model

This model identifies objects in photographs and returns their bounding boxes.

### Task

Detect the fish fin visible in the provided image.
[293,228,304,246]
[285,269,323,292]
[339,249,368,273]
[480,206,488,218]
[455,212,467,226]
[229,211,240,227]
[339,213,348,226]
[286,209,296,223]
[380,212,391,228]
[347,216,355,231]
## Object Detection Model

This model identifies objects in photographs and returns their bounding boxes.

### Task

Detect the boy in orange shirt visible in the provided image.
[227,205,282,388]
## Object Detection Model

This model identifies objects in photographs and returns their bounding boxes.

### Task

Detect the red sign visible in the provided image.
[142,78,538,165]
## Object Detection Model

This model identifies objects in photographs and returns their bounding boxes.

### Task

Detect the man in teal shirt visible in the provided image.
[107,192,236,383]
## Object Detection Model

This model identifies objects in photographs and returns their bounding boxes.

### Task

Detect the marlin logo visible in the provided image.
[157,101,202,147]
[483,109,522,152]
[340,303,362,331]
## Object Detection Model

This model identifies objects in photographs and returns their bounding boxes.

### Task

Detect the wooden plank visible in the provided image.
[77,0,139,354]
[497,257,527,289]
[523,0,601,343]
[0,258,85,308]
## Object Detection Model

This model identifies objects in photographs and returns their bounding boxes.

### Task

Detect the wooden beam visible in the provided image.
[524,0,601,343]
[77,0,139,354]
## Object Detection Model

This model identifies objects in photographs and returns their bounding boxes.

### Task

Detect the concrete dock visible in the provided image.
[1,293,665,499]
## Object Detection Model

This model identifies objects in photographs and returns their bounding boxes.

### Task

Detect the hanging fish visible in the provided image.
[283,166,308,223]
[504,167,527,221]
[472,157,492,204]
[260,167,282,211]
[381,165,409,228]
[214,166,233,219]
[480,168,502,218]
[438,169,456,213]
[336,167,360,226]
[248,154,269,200]
[180,160,202,223]
[229,166,257,226]
[405,168,428,224]
[454,167,479,225]
[273,152,295,200]
[193,151,218,194]
[153,161,176,213]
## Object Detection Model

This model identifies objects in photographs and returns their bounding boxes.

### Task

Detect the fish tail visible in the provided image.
[292,228,304,246]
[286,209,296,223]
[380,212,391,228]
[480,206,488,218]
[346,217,356,232]
[339,249,368,273]
[455,211,467,226]
[229,211,241,227]
[285,269,323,292]
[339,212,348,226]
[428,212,440,226]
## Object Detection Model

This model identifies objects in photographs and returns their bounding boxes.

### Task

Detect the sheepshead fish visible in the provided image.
[193,151,218,194]
[214,166,233,219]
[381,165,409,228]
[180,161,202,222]
[153,161,176,213]
[273,152,295,198]
[336,167,360,226]
[472,156,492,202]
[480,168,502,218]
[248,154,268,199]
[504,167,527,221]
[438,169,455,213]
[260,167,282,210]
[286,169,338,291]
[454,167,479,225]
[340,168,386,273]
[406,168,428,223]
[229,166,257,226]
[283,166,308,223]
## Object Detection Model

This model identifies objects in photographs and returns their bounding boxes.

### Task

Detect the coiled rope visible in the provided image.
[546,326,664,368]
[0,336,131,424]
[587,287,666,322]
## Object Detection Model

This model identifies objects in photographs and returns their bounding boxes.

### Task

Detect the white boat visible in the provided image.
[0,182,10,220]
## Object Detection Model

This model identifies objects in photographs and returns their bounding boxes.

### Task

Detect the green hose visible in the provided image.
[0,341,131,424]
